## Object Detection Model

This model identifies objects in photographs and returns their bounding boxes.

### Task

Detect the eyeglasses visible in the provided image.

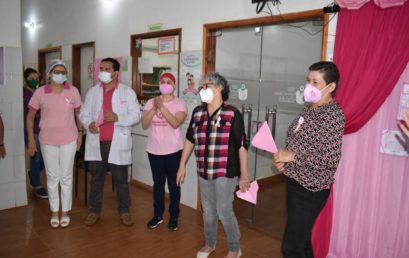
[52,70,67,75]
[200,83,216,89]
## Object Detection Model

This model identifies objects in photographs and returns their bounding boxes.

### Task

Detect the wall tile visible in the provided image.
[0,183,16,210]
[4,47,23,76]
[15,180,28,207]
[14,154,27,181]
[0,151,14,184]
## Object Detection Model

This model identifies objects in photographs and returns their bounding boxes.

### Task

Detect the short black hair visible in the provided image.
[309,61,340,95]
[101,57,120,72]
[24,67,39,80]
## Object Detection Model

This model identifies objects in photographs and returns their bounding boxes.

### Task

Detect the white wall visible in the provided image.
[20,0,336,209]
[0,0,27,210]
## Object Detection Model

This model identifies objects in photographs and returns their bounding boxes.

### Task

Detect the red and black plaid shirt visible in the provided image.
[186,103,248,180]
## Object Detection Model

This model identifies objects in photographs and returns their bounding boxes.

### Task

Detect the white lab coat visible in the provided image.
[80,83,141,165]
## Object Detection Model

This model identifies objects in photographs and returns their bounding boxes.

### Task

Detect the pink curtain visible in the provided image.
[337,0,407,9]
[312,2,409,257]
[333,1,409,134]
[328,63,409,258]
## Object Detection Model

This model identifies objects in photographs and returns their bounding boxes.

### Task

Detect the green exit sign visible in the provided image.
[148,23,163,32]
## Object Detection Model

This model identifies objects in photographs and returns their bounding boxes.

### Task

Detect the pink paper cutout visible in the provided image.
[236,181,259,205]
[251,121,278,153]
[95,108,104,127]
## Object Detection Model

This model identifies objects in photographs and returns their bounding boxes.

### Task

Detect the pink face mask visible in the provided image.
[159,83,174,95]
[303,83,329,103]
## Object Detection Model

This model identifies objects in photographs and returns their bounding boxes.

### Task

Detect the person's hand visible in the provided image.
[239,176,250,192]
[176,166,186,186]
[399,109,409,137]
[88,122,99,134]
[273,160,285,172]
[76,134,82,151]
[153,96,163,110]
[27,140,37,157]
[104,111,118,122]
[0,145,6,158]
[274,149,295,163]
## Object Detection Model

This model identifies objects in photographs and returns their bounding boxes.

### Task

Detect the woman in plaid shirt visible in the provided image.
[177,72,250,258]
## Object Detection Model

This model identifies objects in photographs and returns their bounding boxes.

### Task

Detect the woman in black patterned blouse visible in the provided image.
[274,61,345,258]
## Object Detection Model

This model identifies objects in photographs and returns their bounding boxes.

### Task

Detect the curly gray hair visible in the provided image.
[201,72,230,101]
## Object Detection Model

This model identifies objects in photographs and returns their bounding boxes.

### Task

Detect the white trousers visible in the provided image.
[41,140,76,212]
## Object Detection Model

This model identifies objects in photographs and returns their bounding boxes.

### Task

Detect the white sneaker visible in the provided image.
[196,247,215,258]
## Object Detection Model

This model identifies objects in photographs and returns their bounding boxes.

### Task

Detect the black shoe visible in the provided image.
[147,217,163,229]
[35,188,48,199]
[168,219,178,231]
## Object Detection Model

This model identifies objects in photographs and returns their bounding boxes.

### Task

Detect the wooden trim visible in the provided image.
[202,27,216,75]
[130,28,182,100]
[72,42,95,92]
[256,174,285,187]
[203,9,326,73]
[37,46,62,82]
[204,9,323,30]
[130,179,170,199]
[321,13,330,61]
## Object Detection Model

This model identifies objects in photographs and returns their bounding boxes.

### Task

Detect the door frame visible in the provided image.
[38,46,62,82]
[72,42,95,93]
[202,9,329,75]
[130,28,182,100]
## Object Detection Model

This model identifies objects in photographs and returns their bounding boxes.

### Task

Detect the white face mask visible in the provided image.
[98,71,113,84]
[200,88,214,103]
[51,74,67,84]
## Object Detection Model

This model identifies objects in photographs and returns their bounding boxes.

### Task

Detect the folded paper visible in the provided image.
[236,180,259,205]
[251,121,278,153]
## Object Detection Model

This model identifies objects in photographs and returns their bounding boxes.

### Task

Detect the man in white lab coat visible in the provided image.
[80,58,141,226]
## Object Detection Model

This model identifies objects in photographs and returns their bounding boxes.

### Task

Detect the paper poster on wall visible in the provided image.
[380,129,408,157]
[0,47,4,85]
[397,82,409,119]
[93,57,123,83]
[158,36,176,55]
[179,51,202,111]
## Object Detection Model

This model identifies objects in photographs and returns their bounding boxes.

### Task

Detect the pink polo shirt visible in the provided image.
[144,97,187,155]
[28,83,81,145]
[99,82,118,142]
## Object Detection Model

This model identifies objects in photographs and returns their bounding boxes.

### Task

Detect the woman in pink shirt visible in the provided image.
[141,72,187,231]
[27,59,83,228]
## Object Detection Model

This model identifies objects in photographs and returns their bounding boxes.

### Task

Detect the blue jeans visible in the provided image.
[147,150,182,220]
[198,176,241,252]
[282,176,330,258]
[24,130,45,188]
[88,141,131,216]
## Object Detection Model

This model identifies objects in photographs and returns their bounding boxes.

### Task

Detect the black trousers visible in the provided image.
[282,176,330,258]
[147,150,182,220]
[88,141,131,216]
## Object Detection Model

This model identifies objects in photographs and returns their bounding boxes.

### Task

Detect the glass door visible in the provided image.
[215,19,324,238]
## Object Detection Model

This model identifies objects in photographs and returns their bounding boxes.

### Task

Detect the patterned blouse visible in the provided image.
[284,101,345,192]
[186,103,248,180]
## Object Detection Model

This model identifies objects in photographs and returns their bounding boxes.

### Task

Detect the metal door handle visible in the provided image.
[241,104,253,142]
[264,105,277,138]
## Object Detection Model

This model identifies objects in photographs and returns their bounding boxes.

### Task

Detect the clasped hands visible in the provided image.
[273,149,295,172]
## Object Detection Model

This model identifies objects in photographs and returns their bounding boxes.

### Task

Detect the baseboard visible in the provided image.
[130,179,170,199]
